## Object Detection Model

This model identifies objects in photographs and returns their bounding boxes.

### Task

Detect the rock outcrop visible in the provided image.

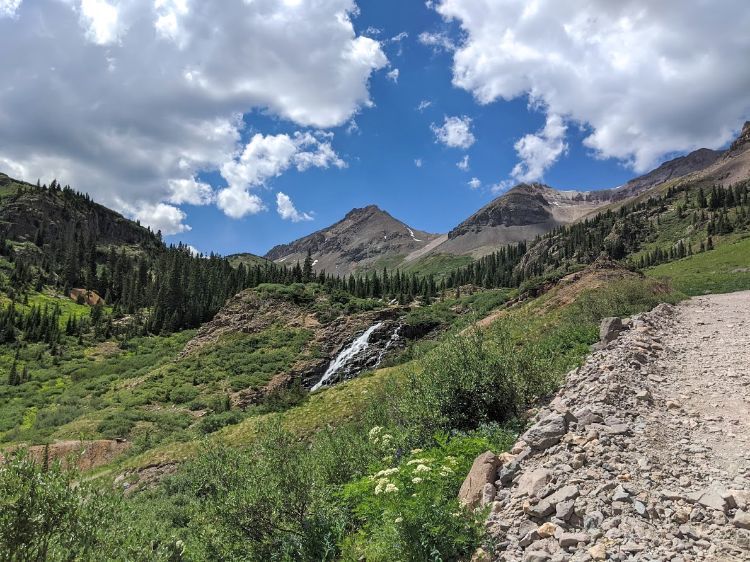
[463,292,750,560]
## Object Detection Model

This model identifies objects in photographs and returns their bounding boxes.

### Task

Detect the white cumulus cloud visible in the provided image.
[0,0,386,232]
[431,115,475,149]
[0,0,22,17]
[167,177,214,206]
[276,192,313,222]
[511,114,568,183]
[468,177,481,189]
[433,0,750,172]
[218,132,345,219]
[386,68,400,83]
[456,154,469,171]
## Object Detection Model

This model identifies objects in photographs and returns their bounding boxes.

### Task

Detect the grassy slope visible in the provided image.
[119,275,667,472]
[647,235,750,295]
[402,253,474,279]
[226,253,272,269]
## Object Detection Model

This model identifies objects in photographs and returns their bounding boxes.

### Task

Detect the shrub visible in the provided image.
[0,450,182,561]
[389,327,547,445]
[196,411,242,434]
[341,433,489,562]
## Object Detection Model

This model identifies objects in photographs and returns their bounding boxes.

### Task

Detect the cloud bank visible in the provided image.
[0,0,386,233]
[433,0,750,172]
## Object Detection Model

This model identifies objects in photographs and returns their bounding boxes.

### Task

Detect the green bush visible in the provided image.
[196,411,242,434]
[341,433,491,562]
[388,326,549,444]
[0,450,182,561]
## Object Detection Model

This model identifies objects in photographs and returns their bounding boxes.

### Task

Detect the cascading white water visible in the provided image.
[311,322,384,392]
[377,324,402,363]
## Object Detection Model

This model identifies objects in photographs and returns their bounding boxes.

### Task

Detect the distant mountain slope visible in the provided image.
[430,183,608,258]
[264,205,439,275]
[607,147,723,199]
[226,252,273,269]
[692,121,750,187]
[425,147,727,259]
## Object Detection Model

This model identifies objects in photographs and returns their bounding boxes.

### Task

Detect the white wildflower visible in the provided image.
[385,483,399,494]
[414,464,431,473]
[374,468,399,478]
[412,477,423,484]
[368,426,383,443]
[410,448,423,454]
[394,517,403,523]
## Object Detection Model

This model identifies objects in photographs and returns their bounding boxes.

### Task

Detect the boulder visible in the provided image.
[516,468,552,497]
[459,451,501,509]
[599,317,625,343]
[522,414,568,451]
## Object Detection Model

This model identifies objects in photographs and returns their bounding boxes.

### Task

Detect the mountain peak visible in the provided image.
[343,205,388,220]
[265,205,437,275]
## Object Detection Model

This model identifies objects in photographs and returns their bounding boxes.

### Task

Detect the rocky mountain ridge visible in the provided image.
[265,136,739,272]
[461,292,750,561]
[265,205,439,276]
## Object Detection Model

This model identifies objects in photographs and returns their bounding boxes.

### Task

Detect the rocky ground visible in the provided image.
[463,291,750,561]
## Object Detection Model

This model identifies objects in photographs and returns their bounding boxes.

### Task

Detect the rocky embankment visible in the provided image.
[461,291,750,561]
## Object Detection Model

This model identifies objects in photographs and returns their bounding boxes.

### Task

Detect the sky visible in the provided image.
[1,0,749,257]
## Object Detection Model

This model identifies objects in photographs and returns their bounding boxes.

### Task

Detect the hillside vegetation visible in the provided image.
[1,168,750,560]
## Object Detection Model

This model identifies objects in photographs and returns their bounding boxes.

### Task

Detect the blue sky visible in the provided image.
[1,0,748,257]
[173,1,636,256]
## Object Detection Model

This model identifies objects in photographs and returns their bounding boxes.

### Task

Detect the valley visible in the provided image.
[1,126,750,560]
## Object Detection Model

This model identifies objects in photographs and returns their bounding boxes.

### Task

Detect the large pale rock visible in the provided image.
[734,510,750,530]
[697,488,728,512]
[459,451,500,509]
[516,468,552,497]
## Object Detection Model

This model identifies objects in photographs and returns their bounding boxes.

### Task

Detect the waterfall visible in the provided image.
[311,322,384,392]
[377,323,402,363]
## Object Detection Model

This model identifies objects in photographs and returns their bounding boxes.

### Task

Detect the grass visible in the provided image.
[646,234,750,296]
[403,253,474,279]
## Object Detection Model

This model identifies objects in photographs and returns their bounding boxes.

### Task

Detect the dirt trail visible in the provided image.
[658,292,750,495]
[471,291,750,561]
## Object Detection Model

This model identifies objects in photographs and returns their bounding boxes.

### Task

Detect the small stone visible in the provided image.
[600,317,625,342]
[537,522,558,538]
[678,524,701,540]
[588,543,606,560]
[523,551,551,562]
[612,485,630,502]
[584,510,604,530]
[633,500,647,517]
[481,483,496,507]
[697,488,728,512]
[559,532,589,547]
[555,499,575,521]
[516,468,552,497]
[498,461,521,488]
[522,414,568,451]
